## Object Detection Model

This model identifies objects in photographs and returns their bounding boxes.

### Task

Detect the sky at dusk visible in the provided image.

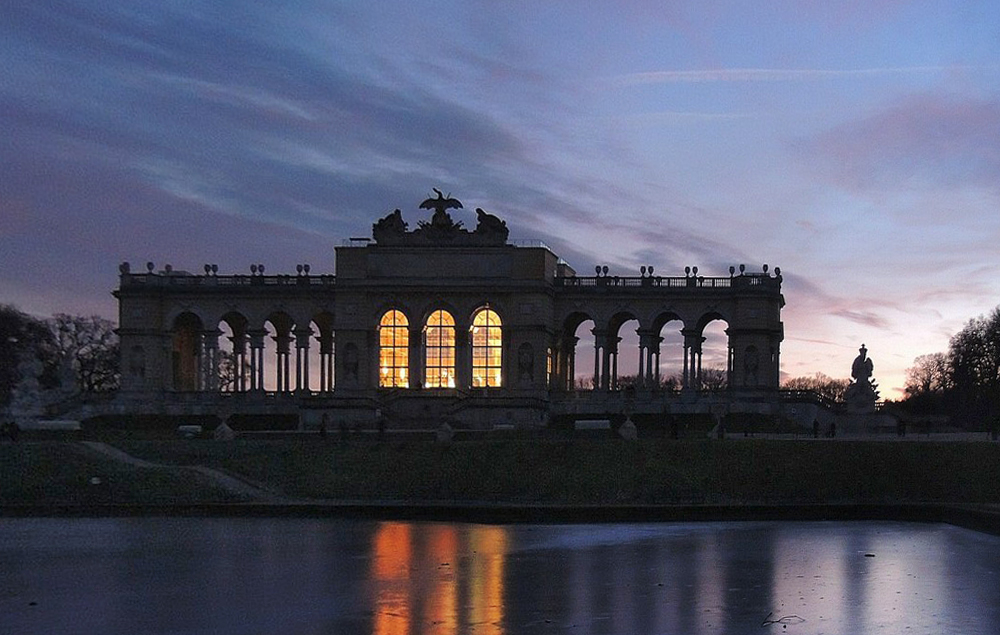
[2,1,999,397]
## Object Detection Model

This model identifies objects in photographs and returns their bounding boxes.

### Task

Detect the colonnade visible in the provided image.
[173,322,335,393]
[549,323,738,392]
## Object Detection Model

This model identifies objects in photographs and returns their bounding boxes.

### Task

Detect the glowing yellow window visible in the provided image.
[471,308,502,387]
[424,310,456,388]
[378,310,409,388]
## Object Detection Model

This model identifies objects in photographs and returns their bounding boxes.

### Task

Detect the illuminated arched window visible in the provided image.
[424,310,456,388]
[471,308,502,387]
[379,310,409,388]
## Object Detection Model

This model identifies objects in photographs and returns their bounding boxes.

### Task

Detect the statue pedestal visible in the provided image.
[844,380,877,415]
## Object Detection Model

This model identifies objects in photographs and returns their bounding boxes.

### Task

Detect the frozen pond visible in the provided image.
[1,517,998,634]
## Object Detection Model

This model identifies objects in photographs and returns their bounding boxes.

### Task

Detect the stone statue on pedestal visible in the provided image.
[844,344,878,414]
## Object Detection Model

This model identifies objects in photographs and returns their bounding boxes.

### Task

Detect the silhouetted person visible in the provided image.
[813,419,820,438]
[319,413,329,438]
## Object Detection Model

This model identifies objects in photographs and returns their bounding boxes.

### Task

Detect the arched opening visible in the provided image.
[607,312,640,390]
[379,309,410,388]
[471,308,502,388]
[696,314,730,390]
[424,310,456,388]
[569,316,596,390]
[171,312,203,391]
[264,312,295,392]
[312,312,335,392]
[219,312,249,392]
[653,315,684,390]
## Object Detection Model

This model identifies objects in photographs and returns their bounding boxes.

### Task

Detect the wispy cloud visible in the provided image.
[615,65,977,86]
[831,309,891,329]
[608,110,754,125]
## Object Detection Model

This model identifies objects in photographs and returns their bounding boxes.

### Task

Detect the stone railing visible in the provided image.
[120,273,336,287]
[555,273,779,290]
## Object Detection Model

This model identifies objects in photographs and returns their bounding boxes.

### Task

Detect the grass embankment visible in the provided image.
[104,437,1000,506]
[3,436,999,508]
[0,442,249,506]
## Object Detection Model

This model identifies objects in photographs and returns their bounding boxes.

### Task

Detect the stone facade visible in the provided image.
[114,197,785,429]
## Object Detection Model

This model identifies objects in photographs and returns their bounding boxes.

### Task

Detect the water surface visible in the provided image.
[1,518,998,634]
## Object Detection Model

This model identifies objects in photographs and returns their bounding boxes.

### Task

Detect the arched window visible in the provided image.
[378,310,409,388]
[424,310,456,388]
[471,309,502,387]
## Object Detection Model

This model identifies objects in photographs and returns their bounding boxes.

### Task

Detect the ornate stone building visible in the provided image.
[114,193,785,429]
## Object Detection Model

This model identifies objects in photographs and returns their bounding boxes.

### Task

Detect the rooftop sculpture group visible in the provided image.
[372,189,509,246]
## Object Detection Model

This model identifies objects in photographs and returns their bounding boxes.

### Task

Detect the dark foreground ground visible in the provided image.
[3,432,1000,517]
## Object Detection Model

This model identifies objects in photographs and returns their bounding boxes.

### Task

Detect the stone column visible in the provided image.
[202,329,221,392]
[562,335,579,391]
[567,336,577,390]
[727,340,735,389]
[410,323,423,389]
[637,333,646,385]
[549,338,562,390]
[455,318,471,389]
[682,329,703,390]
[592,330,607,391]
[274,331,292,392]
[248,329,266,391]
[607,334,621,390]
[230,330,248,392]
[294,326,312,392]
[638,330,661,388]
[318,332,334,392]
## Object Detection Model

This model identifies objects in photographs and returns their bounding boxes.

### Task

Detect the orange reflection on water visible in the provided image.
[372,522,412,635]
[370,522,508,635]
[425,525,458,635]
[469,526,506,635]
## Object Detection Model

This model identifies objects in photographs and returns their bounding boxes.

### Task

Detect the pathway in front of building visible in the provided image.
[79,441,289,502]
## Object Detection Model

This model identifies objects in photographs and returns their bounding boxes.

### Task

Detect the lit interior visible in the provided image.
[425,310,456,388]
[378,310,409,388]
[471,308,502,387]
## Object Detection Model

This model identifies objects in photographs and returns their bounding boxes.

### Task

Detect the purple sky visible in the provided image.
[3,1,999,397]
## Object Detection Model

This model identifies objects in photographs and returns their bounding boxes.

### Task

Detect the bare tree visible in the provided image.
[904,352,952,397]
[50,314,120,393]
[0,305,58,406]
[217,350,251,392]
[783,373,849,403]
[699,368,728,390]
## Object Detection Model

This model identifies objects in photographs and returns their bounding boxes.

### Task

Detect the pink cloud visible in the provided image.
[805,92,1000,191]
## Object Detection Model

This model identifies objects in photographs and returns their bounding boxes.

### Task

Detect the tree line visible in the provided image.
[903,305,1000,428]
[0,305,119,408]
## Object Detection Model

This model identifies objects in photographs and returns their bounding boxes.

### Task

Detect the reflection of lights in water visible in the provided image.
[426,525,458,635]
[372,522,412,635]
[370,522,508,635]
[469,526,506,635]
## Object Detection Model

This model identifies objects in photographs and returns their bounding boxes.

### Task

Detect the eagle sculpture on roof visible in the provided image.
[419,188,463,229]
